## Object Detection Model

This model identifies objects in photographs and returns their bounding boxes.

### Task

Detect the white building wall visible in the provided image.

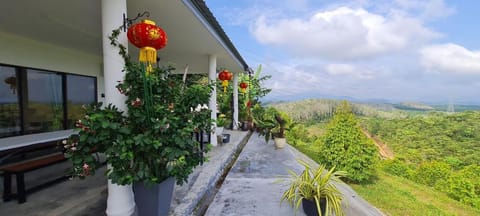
[0,31,105,103]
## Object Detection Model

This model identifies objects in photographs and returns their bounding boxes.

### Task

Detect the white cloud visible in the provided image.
[420,43,480,74]
[394,0,456,20]
[252,7,440,60]
[325,63,374,79]
[326,63,355,75]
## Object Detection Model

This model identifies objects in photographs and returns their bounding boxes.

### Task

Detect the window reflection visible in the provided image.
[67,74,96,128]
[0,64,97,138]
[0,66,20,137]
[25,70,64,134]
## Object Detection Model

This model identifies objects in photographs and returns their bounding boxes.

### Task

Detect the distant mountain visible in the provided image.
[269,98,480,122]
[393,102,434,111]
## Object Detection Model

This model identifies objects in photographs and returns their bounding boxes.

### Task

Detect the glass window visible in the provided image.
[67,74,96,128]
[0,66,21,138]
[24,69,64,134]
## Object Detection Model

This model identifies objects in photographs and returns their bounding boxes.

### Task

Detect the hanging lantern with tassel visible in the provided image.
[126,19,167,122]
[239,81,248,95]
[218,69,232,93]
[127,19,167,74]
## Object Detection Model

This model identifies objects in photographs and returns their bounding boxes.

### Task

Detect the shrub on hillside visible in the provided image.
[436,165,480,209]
[413,161,452,187]
[380,159,414,179]
[318,101,379,183]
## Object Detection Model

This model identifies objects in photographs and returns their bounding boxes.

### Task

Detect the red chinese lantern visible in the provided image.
[218,69,232,93]
[239,82,248,94]
[127,19,168,74]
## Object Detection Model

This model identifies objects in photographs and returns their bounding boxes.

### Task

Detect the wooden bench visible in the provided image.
[2,152,68,203]
[0,130,74,204]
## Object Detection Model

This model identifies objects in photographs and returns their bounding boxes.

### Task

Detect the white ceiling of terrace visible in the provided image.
[0,0,244,74]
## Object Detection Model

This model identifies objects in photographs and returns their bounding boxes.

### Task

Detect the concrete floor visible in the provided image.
[1,131,384,216]
[0,129,250,216]
[0,161,108,216]
[204,133,385,216]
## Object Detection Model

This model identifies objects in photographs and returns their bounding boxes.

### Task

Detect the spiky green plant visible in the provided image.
[281,160,347,216]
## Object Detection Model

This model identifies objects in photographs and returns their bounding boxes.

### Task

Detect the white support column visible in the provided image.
[232,72,239,130]
[101,0,136,216]
[208,55,218,146]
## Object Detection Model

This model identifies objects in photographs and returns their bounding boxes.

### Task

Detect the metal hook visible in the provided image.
[122,11,150,32]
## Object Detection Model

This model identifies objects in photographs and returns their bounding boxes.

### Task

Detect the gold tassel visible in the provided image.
[222,80,228,93]
[139,47,157,64]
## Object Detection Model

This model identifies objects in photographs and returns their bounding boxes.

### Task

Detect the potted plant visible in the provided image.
[63,29,213,216]
[255,106,278,144]
[272,111,291,149]
[216,114,226,135]
[239,102,252,131]
[281,160,347,216]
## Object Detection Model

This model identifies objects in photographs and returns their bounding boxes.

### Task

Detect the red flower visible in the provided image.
[131,98,142,107]
[82,163,91,176]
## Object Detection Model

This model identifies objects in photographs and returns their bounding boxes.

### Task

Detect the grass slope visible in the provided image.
[350,171,480,216]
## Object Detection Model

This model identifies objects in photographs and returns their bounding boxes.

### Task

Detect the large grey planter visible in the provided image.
[133,177,175,216]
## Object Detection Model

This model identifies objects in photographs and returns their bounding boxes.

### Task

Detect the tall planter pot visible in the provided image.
[274,137,287,149]
[302,198,326,216]
[133,177,175,216]
[241,121,252,131]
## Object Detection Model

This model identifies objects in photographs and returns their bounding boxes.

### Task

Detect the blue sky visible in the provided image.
[205,0,480,104]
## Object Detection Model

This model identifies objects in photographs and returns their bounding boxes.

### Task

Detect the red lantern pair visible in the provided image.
[239,82,248,94]
[218,69,232,93]
[127,19,168,74]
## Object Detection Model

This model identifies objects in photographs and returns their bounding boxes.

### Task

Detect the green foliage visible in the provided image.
[436,165,480,208]
[363,111,480,208]
[363,111,480,167]
[63,29,213,186]
[254,106,279,143]
[272,110,292,138]
[280,98,480,210]
[413,161,452,187]
[380,159,415,179]
[244,65,272,104]
[253,104,293,142]
[286,124,311,146]
[318,101,379,183]
[281,160,347,216]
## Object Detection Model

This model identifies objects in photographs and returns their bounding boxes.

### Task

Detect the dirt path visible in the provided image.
[361,129,394,159]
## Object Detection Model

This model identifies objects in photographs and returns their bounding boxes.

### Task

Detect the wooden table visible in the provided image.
[0,130,74,151]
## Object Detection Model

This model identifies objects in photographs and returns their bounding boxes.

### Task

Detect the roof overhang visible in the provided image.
[0,0,247,74]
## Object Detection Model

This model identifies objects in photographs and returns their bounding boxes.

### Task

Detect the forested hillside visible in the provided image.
[270,99,405,122]
[275,99,480,209]
[362,111,480,208]
[363,111,480,166]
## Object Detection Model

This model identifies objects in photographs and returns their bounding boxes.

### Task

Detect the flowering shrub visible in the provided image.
[62,29,213,185]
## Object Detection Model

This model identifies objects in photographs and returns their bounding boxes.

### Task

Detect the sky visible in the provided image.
[205,0,480,104]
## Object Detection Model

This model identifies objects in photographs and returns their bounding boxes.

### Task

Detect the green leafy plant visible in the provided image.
[62,29,213,186]
[273,111,292,138]
[254,106,279,143]
[216,114,226,127]
[281,160,347,216]
[319,101,378,183]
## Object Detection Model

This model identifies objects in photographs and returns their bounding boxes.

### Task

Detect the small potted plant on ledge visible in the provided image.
[216,113,226,135]
[63,28,213,216]
[272,111,291,149]
[281,160,347,216]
